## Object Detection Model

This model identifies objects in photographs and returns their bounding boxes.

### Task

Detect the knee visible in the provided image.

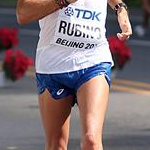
[81,133,103,150]
[46,137,67,150]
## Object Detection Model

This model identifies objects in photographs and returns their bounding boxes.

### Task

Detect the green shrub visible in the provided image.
[124,0,141,7]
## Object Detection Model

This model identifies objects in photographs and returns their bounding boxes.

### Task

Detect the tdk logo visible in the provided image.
[65,7,74,16]
[64,7,101,22]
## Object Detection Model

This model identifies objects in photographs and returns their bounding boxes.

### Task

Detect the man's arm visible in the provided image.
[16,0,77,25]
[107,0,132,40]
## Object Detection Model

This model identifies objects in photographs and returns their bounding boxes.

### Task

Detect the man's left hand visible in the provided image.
[117,8,132,41]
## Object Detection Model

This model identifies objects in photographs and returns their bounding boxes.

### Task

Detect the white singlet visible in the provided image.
[35,0,114,74]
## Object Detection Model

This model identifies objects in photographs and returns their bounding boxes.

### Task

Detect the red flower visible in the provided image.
[3,49,33,81]
[0,27,19,51]
[108,36,131,70]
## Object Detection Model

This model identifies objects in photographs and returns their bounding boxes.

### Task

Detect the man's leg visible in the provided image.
[38,89,72,150]
[77,75,109,150]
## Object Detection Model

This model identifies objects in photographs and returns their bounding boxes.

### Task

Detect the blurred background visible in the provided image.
[0,0,150,150]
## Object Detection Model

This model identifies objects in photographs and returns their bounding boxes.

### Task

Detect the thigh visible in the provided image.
[77,74,109,136]
[38,89,72,145]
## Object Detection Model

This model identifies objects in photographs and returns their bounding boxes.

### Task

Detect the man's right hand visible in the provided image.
[17,0,78,25]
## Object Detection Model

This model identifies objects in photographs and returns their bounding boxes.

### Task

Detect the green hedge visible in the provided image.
[124,0,141,7]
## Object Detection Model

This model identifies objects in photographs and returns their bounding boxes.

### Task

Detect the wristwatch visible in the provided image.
[114,3,128,15]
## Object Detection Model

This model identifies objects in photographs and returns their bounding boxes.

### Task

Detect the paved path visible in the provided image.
[0,77,150,150]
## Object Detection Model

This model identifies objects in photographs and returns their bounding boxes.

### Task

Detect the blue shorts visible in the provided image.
[36,62,112,105]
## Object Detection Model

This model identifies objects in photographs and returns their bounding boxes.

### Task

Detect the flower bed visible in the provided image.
[0,27,18,52]
[3,49,33,81]
[108,36,132,70]
[0,27,33,82]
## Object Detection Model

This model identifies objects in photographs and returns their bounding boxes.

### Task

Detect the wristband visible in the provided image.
[62,0,70,7]
[114,3,128,15]
[54,0,70,9]
[54,0,63,9]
